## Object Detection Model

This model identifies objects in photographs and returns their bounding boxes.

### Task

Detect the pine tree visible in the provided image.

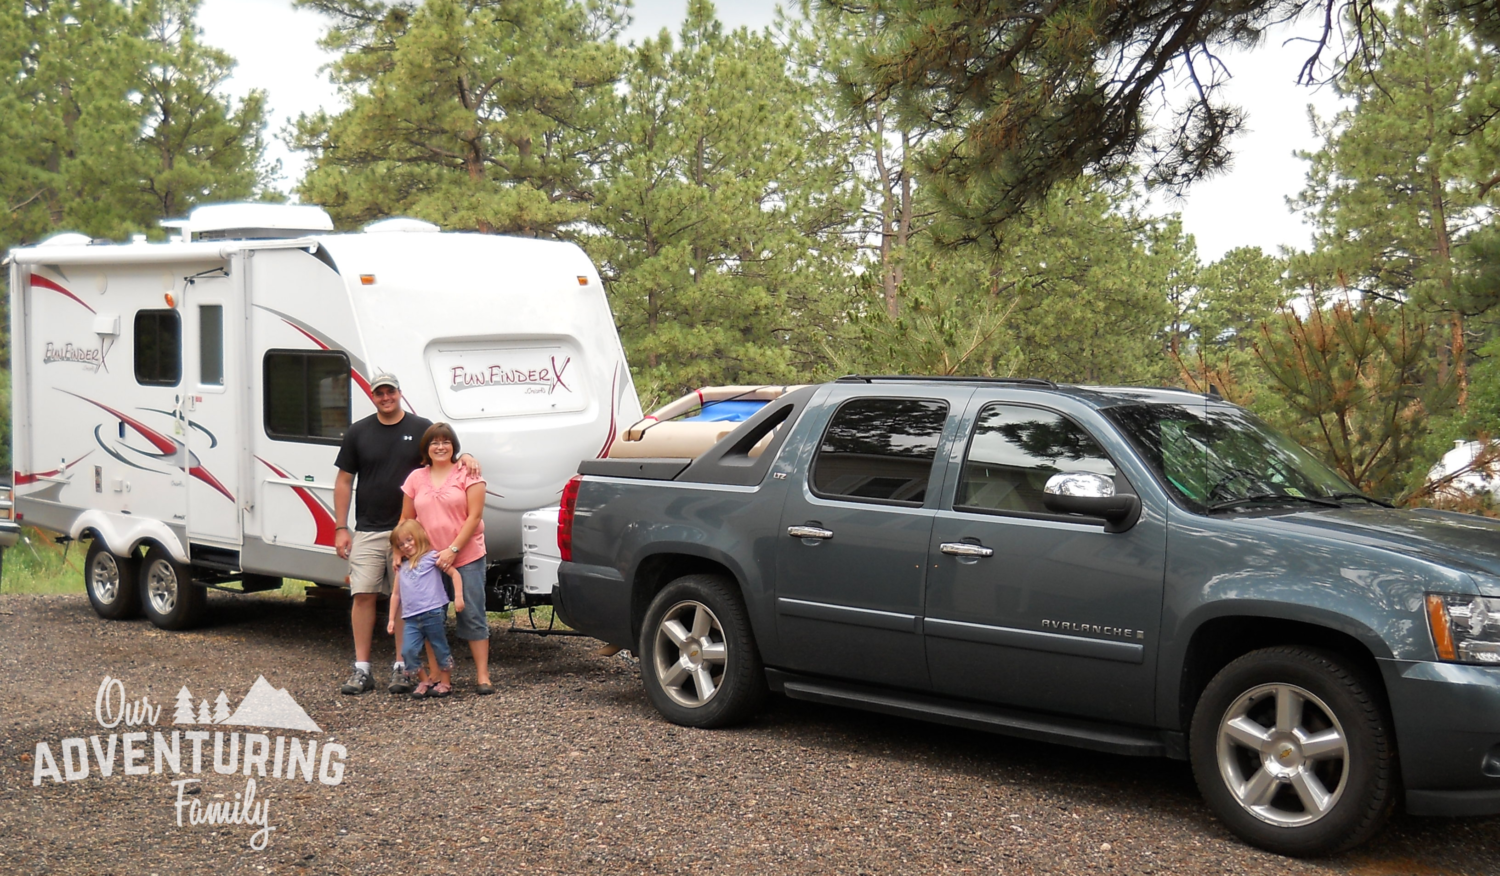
[212,692,230,723]
[293,0,627,235]
[196,699,211,724]
[173,686,195,724]
[587,0,861,397]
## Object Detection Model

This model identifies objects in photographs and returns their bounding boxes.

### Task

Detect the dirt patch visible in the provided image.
[2,593,1496,875]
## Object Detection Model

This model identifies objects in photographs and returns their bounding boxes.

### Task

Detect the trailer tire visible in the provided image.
[139,546,206,630]
[85,539,140,620]
[639,574,767,728]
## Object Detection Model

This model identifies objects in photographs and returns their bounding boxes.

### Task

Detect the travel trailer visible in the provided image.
[7,203,641,629]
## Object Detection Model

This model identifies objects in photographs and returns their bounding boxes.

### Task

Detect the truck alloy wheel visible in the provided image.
[639,574,767,728]
[652,599,728,708]
[1190,646,1394,857]
[85,539,140,620]
[139,546,206,630]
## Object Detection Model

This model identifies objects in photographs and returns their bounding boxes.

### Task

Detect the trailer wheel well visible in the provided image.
[77,528,153,560]
[630,554,738,645]
[1178,616,1385,732]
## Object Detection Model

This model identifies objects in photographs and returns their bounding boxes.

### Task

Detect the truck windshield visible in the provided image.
[1103,403,1372,514]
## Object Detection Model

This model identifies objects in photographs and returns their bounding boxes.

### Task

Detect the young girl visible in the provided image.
[387,519,465,698]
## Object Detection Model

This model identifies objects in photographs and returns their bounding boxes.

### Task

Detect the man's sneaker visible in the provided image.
[340,668,375,695]
[388,666,415,695]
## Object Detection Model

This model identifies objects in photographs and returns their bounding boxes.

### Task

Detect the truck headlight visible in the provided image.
[1427,593,1500,664]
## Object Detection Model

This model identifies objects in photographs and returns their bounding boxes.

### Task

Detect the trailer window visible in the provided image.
[134,310,181,386]
[264,350,350,444]
[199,305,224,386]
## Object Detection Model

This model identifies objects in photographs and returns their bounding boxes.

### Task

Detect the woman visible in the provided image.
[400,422,493,694]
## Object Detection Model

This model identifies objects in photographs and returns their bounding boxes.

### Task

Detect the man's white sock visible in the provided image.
[355,661,371,674]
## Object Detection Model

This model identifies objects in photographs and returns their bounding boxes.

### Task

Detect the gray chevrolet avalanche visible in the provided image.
[556,377,1500,856]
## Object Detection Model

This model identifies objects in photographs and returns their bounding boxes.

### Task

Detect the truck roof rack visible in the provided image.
[834,375,1058,388]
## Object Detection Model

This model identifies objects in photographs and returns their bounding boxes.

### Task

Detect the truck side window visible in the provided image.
[134,309,181,386]
[264,350,351,444]
[956,404,1118,517]
[811,398,948,506]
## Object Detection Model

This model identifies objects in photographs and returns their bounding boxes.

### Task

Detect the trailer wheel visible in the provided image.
[639,574,767,728]
[139,546,206,630]
[85,539,140,620]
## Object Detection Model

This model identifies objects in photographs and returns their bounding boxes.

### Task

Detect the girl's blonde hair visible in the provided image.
[390,519,432,557]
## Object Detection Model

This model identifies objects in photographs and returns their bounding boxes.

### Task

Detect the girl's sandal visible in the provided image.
[475,682,495,696]
[412,680,435,699]
[430,681,452,698]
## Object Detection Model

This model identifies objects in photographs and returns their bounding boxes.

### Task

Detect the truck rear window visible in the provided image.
[811,398,948,506]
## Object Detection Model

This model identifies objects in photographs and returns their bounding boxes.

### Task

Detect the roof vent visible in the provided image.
[363,217,440,233]
[36,232,93,247]
[161,203,334,242]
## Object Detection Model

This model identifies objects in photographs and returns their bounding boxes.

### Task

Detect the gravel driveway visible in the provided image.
[1,591,1497,875]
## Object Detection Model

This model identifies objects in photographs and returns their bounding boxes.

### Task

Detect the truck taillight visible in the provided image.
[558,475,583,562]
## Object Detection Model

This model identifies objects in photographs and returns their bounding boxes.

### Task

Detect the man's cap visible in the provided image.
[370,372,400,391]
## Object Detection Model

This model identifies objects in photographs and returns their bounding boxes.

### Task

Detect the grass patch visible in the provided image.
[2,527,83,594]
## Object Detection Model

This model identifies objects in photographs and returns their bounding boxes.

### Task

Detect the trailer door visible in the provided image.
[181,276,241,547]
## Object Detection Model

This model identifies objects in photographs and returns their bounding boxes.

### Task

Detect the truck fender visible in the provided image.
[1157,598,1394,730]
[73,511,189,564]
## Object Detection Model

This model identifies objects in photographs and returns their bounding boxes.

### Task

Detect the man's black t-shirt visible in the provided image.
[334,412,433,532]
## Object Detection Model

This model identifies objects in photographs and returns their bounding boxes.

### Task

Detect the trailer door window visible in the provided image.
[134,310,181,386]
[264,350,350,444]
[199,305,224,386]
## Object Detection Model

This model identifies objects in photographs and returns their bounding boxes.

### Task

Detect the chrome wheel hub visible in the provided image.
[145,559,178,614]
[90,553,121,604]
[652,600,728,709]
[1217,683,1349,827]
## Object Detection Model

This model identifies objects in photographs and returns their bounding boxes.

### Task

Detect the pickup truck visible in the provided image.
[556,376,1500,857]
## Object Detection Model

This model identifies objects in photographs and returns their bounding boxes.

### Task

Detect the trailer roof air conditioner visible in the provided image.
[161,203,335,242]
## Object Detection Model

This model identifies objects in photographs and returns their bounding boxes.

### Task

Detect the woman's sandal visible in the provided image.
[475,682,495,696]
[430,681,452,698]
[412,680,435,699]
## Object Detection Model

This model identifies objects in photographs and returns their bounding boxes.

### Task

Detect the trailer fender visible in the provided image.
[73,511,189,564]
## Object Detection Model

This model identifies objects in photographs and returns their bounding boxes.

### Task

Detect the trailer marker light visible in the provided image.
[360,274,376,285]
[577,276,588,286]
[164,292,176,307]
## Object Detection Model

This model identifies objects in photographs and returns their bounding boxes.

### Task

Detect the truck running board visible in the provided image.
[768,669,1169,758]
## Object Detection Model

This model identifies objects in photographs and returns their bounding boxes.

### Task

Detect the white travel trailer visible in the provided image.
[7,204,641,629]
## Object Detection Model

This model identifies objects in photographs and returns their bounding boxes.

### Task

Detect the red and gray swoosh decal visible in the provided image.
[255,457,336,547]
[252,305,395,407]
[15,451,94,485]
[62,391,234,501]
[595,364,622,459]
[30,274,97,314]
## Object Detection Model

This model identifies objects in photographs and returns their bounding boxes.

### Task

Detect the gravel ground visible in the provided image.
[1,591,1497,876]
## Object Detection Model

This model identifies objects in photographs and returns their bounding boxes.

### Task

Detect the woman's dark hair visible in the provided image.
[419,422,460,466]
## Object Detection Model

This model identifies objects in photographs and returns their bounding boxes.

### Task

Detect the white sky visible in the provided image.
[198,0,1345,264]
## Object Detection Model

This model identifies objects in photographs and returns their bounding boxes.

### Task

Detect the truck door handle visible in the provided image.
[940,542,994,558]
[787,525,833,540]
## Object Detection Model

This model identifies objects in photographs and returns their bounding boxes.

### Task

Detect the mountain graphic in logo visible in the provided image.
[221,676,322,733]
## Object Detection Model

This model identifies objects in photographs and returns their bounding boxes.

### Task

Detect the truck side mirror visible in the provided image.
[1043,472,1141,533]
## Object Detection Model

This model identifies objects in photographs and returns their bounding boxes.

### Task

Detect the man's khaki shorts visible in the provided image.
[347,529,394,595]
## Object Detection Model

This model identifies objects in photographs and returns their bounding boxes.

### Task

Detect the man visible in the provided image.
[333,372,479,695]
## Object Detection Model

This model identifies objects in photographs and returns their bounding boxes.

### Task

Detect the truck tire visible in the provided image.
[1189,646,1395,857]
[139,545,206,630]
[85,539,140,620]
[639,574,767,728]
